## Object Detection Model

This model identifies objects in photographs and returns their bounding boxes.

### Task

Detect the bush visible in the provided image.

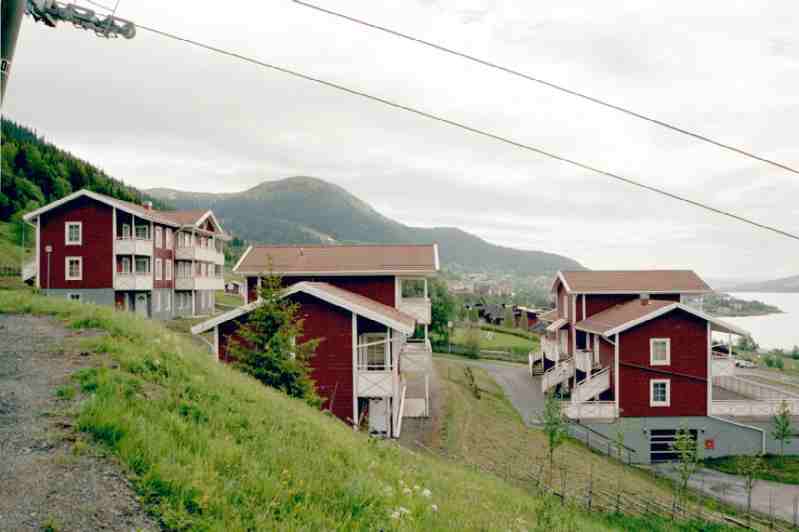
[463,326,481,359]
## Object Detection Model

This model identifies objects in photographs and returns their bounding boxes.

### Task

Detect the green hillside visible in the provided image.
[0,119,169,222]
[0,289,609,531]
[148,177,582,275]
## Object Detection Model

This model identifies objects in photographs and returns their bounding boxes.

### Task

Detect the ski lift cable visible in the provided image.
[292,0,799,177]
[129,22,799,242]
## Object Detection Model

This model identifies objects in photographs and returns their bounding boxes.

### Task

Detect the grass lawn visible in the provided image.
[0,289,617,531]
[452,327,538,351]
[434,358,738,531]
[703,455,799,485]
[215,290,244,307]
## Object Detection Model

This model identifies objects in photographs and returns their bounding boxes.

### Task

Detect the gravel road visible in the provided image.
[0,314,157,532]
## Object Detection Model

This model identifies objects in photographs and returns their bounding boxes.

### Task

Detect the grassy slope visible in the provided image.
[434,358,736,532]
[0,290,611,532]
[0,221,32,268]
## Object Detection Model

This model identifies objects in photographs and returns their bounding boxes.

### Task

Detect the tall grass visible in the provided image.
[0,290,611,531]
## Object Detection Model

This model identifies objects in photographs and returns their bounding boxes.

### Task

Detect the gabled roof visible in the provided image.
[191,281,416,336]
[22,189,229,238]
[538,309,559,322]
[234,244,439,276]
[553,270,711,295]
[545,318,569,332]
[574,299,747,337]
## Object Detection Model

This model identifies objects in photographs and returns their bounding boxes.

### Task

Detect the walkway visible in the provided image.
[654,464,799,524]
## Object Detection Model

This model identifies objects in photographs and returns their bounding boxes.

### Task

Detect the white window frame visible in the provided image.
[121,223,131,239]
[650,379,671,407]
[154,291,161,312]
[119,256,132,274]
[155,258,163,280]
[165,228,173,249]
[165,259,173,281]
[358,332,389,371]
[155,227,163,249]
[65,256,83,281]
[650,338,671,366]
[67,293,81,302]
[65,222,82,246]
[164,291,171,312]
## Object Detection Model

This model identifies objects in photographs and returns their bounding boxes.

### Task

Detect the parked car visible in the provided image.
[734,359,756,368]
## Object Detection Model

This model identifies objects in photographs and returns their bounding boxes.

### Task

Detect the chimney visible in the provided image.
[640,293,650,305]
[144,201,153,211]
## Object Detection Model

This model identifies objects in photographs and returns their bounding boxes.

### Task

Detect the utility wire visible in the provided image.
[292,0,799,177]
[134,23,799,242]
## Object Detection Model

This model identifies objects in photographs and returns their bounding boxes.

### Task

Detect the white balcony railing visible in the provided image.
[571,367,611,404]
[175,276,224,291]
[175,246,225,264]
[357,371,398,398]
[562,401,618,420]
[114,272,153,290]
[397,297,431,324]
[115,237,153,256]
[575,349,593,373]
[542,357,573,393]
[712,356,735,377]
[711,399,799,417]
[542,337,559,361]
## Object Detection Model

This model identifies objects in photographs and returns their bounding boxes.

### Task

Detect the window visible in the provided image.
[166,259,173,281]
[155,227,163,248]
[65,222,82,245]
[135,223,150,240]
[166,228,173,248]
[155,258,163,280]
[135,257,150,274]
[67,293,81,302]
[65,257,82,281]
[359,333,388,370]
[153,291,161,312]
[118,256,132,274]
[121,224,131,239]
[650,379,670,407]
[650,338,671,366]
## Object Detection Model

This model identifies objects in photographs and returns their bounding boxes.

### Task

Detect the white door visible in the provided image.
[135,293,149,317]
[368,398,389,435]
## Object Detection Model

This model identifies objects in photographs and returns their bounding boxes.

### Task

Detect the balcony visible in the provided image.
[114,272,153,290]
[175,276,224,291]
[575,349,593,373]
[542,337,560,361]
[562,401,618,420]
[115,237,152,256]
[175,245,224,264]
[397,297,431,324]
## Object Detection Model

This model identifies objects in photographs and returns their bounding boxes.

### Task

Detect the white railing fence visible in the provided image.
[542,358,573,393]
[575,349,593,373]
[714,375,799,400]
[561,401,618,420]
[711,399,799,417]
[572,367,611,404]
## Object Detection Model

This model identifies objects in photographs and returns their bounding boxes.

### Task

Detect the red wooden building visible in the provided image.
[22,189,228,319]
[191,244,440,436]
[533,270,751,461]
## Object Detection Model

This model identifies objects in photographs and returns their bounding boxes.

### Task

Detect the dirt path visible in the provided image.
[0,314,157,531]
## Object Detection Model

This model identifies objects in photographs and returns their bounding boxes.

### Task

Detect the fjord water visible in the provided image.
[721,292,799,350]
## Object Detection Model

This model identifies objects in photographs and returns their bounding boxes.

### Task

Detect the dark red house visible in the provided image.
[192,244,440,436]
[22,189,228,319]
[533,270,749,462]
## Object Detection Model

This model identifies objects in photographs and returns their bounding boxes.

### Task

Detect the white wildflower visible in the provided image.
[413,484,420,491]
[402,487,412,495]
[421,488,432,498]
[431,504,438,512]
[390,511,400,520]
[399,507,410,515]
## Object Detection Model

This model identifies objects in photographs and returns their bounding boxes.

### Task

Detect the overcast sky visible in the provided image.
[4,0,798,280]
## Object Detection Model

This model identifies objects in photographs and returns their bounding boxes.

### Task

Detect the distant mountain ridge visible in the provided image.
[147,177,582,275]
[728,274,799,293]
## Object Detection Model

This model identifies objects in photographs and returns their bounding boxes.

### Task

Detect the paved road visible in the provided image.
[435,355,545,426]
[654,464,799,524]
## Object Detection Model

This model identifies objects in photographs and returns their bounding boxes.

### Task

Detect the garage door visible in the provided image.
[649,429,697,463]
